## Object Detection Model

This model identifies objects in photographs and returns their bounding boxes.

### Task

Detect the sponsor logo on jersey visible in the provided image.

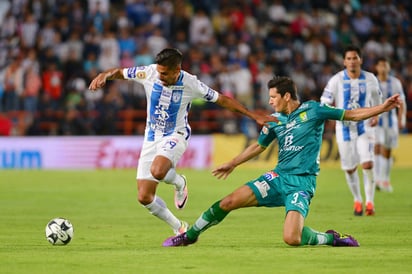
[204,88,216,101]
[263,171,279,181]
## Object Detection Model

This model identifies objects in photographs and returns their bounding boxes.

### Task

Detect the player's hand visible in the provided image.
[383,94,401,111]
[369,116,378,127]
[254,112,279,127]
[212,163,236,180]
[88,73,108,91]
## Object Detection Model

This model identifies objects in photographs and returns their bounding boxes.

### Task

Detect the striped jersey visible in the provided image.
[123,64,219,141]
[377,75,406,129]
[320,69,382,141]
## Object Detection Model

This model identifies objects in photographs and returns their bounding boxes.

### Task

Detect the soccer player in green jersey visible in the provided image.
[163,76,402,247]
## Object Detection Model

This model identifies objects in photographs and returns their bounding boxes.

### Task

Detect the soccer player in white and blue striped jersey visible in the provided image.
[88,48,276,237]
[320,45,382,216]
[374,57,407,192]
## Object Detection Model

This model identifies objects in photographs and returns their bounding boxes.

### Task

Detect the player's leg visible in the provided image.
[162,184,258,247]
[358,134,376,215]
[379,126,397,192]
[374,127,384,189]
[380,146,393,192]
[337,140,363,215]
[152,135,188,209]
[137,142,187,235]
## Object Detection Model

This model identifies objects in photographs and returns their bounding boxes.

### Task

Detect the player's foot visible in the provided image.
[325,230,360,247]
[174,175,188,210]
[380,181,393,193]
[353,201,363,216]
[173,221,189,236]
[365,202,375,216]
[162,232,198,247]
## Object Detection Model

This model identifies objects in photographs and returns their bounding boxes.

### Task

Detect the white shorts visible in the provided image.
[375,126,399,149]
[337,133,375,170]
[136,133,188,181]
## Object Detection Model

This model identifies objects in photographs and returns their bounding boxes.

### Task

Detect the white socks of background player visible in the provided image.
[144,195,181,231]
[363,168,375,203]
[380,157,392,183]
[374,154,382,182]
[345,171,362,202]
[163,168,185,190]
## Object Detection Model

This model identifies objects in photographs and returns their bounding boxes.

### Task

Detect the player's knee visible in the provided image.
[219,197,236,211]
[362,162,373,170]
[150,166,166,180]
[137,192,154,206]
[283,232,301,246]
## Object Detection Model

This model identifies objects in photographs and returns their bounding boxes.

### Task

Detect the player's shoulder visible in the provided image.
[327,71,344,84]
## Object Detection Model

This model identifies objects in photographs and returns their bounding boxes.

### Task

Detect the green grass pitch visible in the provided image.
[1,167,411,274]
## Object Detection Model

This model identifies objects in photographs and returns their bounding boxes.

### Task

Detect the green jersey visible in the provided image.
[258,101,345,175]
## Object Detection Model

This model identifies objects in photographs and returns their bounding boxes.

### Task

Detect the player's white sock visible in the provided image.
[345,171,362,202]
[163,168,185,190]
[144,195,181,231]
[363,168,375,203]
[374,154,382,182]
[381,157,391,183]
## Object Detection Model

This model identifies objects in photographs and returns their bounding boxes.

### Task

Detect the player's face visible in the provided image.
[376,61,390,76]
[268,88,287,113]
[156,64,181,86]
[343,51,362,73]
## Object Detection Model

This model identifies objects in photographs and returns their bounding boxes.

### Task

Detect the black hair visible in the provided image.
[155,48,183,68]
[343,44,362,59]
[267,76,298,100]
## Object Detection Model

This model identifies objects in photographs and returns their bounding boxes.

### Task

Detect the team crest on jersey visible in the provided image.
[262,126,269,135]
[299,111,307,122]
[172,91,182,102]
[127,67,137,78]
[264,171,279,181]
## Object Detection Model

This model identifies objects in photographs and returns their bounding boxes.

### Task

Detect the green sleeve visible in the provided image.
[257,123,277,148]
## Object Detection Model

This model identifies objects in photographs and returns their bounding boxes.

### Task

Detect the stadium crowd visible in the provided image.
[0,0,411,136]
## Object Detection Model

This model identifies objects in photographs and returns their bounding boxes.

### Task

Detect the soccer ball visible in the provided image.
[45,217,74,245]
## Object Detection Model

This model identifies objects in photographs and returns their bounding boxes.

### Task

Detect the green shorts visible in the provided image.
[246,170,316,218]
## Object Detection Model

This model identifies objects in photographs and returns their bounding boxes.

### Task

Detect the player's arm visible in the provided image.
[398,99,406,129]
[212,143,266,180]
[215,94,278,126]
[88,68,125,90]
[343,94,401,121]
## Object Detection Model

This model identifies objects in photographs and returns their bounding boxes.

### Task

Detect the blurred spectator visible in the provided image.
[22,66,41,114]
[3,56,23,111]
[58,108,89,135]
[42,63,63,110]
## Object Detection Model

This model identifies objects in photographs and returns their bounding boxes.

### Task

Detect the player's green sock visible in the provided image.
[186,201,229,241]
[300,226,334,246]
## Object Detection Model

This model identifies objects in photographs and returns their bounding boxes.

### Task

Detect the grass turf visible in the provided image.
[0,167,411,274]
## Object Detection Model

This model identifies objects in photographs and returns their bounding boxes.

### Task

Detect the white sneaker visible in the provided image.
[174,175,188,209]
[174,221,189,235]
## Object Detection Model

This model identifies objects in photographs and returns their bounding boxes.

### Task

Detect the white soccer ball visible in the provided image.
[45,217,74,245]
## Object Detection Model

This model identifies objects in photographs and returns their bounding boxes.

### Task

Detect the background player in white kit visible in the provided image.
[88,48,276,237]
[374,57,407,192]
[321,45,382,216]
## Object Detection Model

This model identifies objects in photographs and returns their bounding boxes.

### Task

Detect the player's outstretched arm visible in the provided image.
[344,94,401,121]
[215,94,278,126]
[88,68,125,91]
[212,143,266,180]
